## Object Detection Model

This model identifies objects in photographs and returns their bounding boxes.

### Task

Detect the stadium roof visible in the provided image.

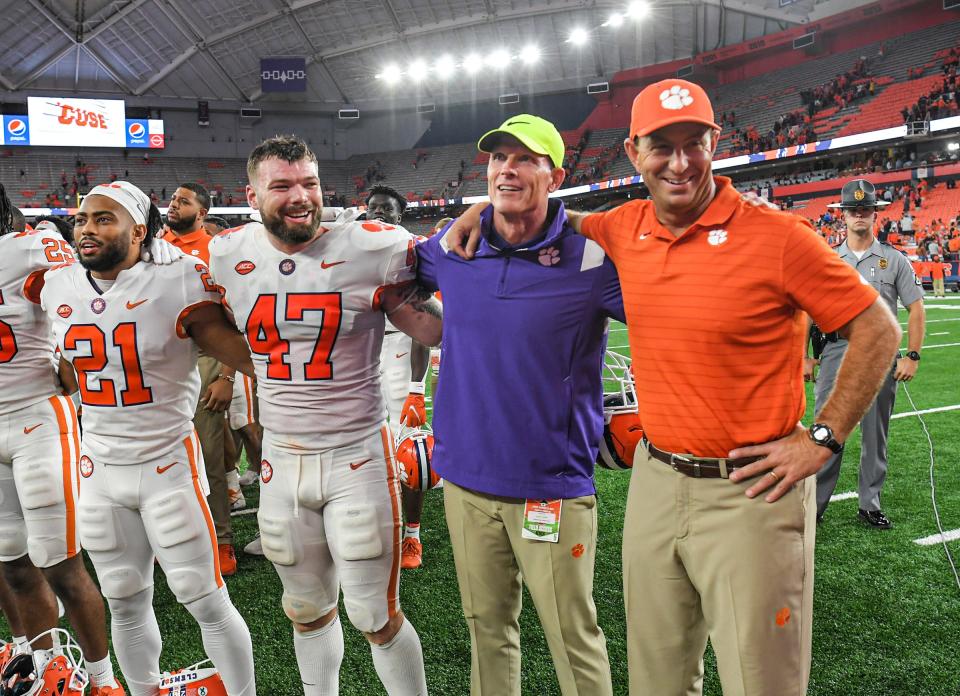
[0,0,864,112]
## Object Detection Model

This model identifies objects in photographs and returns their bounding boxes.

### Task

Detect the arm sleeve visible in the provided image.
[782,219,879,333]
[894,254,924,308]
[599,259,626,323]
[415,236,440,293]
[382,233,418,288]
[579,209,617,256]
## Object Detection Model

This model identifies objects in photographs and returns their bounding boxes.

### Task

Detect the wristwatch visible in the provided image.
[808,423,843,454]
[906,351,921,362]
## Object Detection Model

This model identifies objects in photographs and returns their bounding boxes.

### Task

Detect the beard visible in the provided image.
[166,212,198,233]
[78,236,128,272]
[261,205,321,245]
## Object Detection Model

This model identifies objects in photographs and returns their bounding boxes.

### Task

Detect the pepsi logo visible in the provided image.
[128,122,145,138]
[234,260,256,275]
[6,119,25,136]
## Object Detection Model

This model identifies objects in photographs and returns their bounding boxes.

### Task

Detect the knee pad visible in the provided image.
[100,563,151,599]
[281,591,326,625]
[106,585,153,621]
[0,520,27,560]
[184,586,233,624]
[258,513,297,566]
[333,504,382,561]
[78,503,117,553]
[342,599,380,634]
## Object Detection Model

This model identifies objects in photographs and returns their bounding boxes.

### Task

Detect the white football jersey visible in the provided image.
[209,220,417,449]
[41,259,223,464]
[0,230,75,415]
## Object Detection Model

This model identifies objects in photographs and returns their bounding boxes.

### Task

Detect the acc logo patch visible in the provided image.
[79,456,94,478]
[57,304,73,318]
[878,258,888,270]
[234,260,256,275]
[707,229,728,246]
[260,459,273,484]
[854,189,865,201]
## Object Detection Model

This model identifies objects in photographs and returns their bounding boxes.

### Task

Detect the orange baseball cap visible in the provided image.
[629,79,720,139]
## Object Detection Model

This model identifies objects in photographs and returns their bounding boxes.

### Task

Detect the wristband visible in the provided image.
[218,374,236,383]
[408,380,426,395]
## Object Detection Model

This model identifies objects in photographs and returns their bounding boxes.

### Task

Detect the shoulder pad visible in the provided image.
[209,222,256,257]
[347,220,413,251]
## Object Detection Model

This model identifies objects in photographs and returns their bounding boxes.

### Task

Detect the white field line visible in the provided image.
[231,507,259,517]
[905,342,960,350]
[830,491,857,502]
[930,332,949,336]
[892,403,960,420]
[900,318,960,325]
[914,529,960,546]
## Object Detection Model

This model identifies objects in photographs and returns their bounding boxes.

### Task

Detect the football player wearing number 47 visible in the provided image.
[40,181,257,696]
[208,135,441,696]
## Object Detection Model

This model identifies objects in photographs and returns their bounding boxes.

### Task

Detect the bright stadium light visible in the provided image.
[568,27,589,45]
[519,44,541,65]
[604,12,625,27]
[379,63,402,85]
[408,59,428,82]
[487,49,511,69]
[627,1,650,19]
[948,142,960,152]
[464,53,483,75]
[434,54,456,80]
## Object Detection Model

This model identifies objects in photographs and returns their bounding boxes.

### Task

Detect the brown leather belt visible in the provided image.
[643,439,762,479]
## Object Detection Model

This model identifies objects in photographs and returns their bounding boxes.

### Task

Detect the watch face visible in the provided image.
[812,425,829,442]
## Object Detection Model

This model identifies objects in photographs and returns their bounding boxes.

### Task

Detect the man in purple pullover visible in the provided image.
[416,115,624,696]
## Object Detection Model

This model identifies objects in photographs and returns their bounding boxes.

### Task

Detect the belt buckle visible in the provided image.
[669,452,695,476]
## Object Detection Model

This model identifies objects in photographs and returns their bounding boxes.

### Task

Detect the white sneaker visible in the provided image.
[243,534,264,556]
[228,487,246,511]
[238,469,259,487]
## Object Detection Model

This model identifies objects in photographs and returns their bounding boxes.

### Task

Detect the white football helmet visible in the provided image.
[597,350,643,471]
[159,659,227,696]
[0,629,88,696]
[394,423,441,491]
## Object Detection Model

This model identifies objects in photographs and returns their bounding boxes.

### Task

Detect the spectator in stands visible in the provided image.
[814,180,924,530]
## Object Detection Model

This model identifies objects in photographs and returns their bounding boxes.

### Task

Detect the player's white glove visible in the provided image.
[399,381,427,427]
[141,237,184,265]
[334,207,362,225]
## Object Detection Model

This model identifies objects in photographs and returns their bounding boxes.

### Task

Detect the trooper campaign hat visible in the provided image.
[827,179,890,209]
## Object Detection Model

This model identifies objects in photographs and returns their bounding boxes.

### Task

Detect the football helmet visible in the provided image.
[0,629,88,696]
[597,350,643,471]
[394,423,441,491]
[159,660,227,696]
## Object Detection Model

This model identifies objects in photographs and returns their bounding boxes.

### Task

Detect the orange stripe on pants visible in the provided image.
[184,432,224,589]
[48,396,78,558]
[380,425,401,617]
[243,375,254,425]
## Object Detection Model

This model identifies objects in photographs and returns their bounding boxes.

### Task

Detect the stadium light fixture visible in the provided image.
[519,44,541,65]
[464,53,483,75]
[487,49,512,69]
[604,12,625,28]
[627,1,650,20]
[408,59,428,82]
[379,63,402,85]
[434,54,456,80]
[948,142,959,152]
[568,27,589,45]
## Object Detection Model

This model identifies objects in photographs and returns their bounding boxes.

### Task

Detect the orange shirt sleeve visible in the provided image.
[781,218,879,333]
[580,203,642,259]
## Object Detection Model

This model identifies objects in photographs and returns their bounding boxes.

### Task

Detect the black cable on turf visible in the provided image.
[901,381,960,591]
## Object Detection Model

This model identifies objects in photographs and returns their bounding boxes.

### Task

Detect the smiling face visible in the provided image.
[486,137,565,221]
[366,193,403,225]
[73,194,145,274]
[247,157,323,247]
[625,122,718,227]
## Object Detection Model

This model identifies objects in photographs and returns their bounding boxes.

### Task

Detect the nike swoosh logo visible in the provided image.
[126,299,148,309]
[23,424,43,435]
[349,458,372,471]
[395,352,409,359]
[156,463,177,474]
[638,234,650,240]
[321,260,346,269]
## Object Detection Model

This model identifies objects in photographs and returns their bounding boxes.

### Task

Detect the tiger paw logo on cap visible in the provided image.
[660,85,694,110]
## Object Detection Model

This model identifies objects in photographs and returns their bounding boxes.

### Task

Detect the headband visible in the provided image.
[86,181,151,227]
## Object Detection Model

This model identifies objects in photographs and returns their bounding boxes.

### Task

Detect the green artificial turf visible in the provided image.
[7,297,960,695]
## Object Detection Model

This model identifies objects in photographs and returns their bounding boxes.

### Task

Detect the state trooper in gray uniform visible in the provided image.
[807,179,926,528]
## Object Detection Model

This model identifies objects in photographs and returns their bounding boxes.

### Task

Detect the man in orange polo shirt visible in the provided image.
[448,80,900,695]
[164,182,238,574]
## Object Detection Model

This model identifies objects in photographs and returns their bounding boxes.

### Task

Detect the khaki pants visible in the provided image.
[195,356,231,545]
[933,277,945,297]
[444,481,612,696]
[623,449,815,696]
